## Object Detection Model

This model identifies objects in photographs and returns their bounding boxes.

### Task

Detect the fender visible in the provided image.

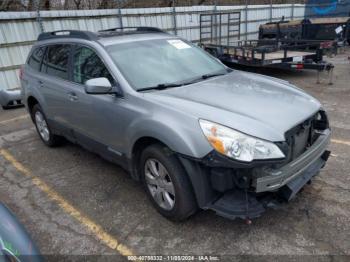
[126,117,212,160]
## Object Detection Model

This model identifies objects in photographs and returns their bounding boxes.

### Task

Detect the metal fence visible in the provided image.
[0,3,306,91]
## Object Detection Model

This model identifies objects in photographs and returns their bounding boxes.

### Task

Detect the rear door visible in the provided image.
[39,44,73,129]
[23,46,46,106]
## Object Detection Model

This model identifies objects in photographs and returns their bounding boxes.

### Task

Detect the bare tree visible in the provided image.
[73,0,82,9]
[0,0,27,10]
[0,0,11,11]
[64,0,70,9]
[0,0,306,11]
[42,0,50,9]
[98,0,109,9]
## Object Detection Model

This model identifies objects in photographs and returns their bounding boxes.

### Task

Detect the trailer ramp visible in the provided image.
[200,12,241,46]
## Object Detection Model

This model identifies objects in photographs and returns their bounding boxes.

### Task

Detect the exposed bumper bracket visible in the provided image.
[254,129,331,193]
[208,190,275,220]
[209,149,330,220]
[278,150,330,201]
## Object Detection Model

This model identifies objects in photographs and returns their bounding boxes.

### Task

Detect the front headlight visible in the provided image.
[199,119,285,162]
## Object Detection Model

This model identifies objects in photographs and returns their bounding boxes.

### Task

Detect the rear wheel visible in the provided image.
[140,144,197,221]
[32,104,63,147]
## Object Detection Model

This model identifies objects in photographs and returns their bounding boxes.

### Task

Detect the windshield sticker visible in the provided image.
[167,39,191,49]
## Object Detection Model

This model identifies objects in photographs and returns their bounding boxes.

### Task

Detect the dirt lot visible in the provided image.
[0,49,349,261]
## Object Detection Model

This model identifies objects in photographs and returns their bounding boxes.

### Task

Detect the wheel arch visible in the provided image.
[128,134,213,208]
[27,96,39,112]
[27,96,39,121]
[129,136,174,181]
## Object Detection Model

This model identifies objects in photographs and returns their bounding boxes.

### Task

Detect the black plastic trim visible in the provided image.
[47,119,129,172]
[198,150,286,169]
[98,26,165,33]
[177,156,217,208]
[38,30,98,41]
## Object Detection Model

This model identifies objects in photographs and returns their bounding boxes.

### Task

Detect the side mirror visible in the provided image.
[85,77,115,95]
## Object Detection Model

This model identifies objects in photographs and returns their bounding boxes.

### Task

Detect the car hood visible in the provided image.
[145,71,321,142]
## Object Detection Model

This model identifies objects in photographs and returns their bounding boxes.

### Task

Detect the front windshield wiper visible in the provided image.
[137,69,232,92]
[137,83,183,92]
[201,72,226,80]
[182,71,229,86]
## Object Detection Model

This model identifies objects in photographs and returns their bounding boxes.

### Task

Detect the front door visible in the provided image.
[65,45,124,153]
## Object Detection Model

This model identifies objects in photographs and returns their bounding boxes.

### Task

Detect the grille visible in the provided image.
[291,123,311,160]
[285,110,329,162]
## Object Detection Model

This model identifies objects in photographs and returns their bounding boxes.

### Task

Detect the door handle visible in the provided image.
[67,92,78,102]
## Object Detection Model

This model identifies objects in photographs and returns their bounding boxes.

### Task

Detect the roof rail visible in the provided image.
[37,30,98,41]
[98,27,165,34]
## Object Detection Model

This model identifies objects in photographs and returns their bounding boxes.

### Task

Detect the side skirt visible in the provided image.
[48,119,131,173]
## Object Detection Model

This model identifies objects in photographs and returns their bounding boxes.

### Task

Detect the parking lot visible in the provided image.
[0,49,349,260]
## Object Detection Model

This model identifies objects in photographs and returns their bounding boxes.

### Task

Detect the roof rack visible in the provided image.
[37,27,165,42]
[98,26,165,34]
[37,30,98,41]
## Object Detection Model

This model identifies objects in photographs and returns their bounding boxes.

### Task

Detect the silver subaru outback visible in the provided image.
[21,28,331,221]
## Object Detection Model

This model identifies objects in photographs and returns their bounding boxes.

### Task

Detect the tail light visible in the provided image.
[296,64,304,70]
[320,41,333,49]
[292,64,304,70]
[19,66,24,80]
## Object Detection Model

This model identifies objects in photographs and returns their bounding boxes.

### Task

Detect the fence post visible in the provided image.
[116,0,123,28]
[245,0,248,40]
[291,0,295,20]
[172,0,177,35]
[35,0,44,33]
[213,0,217,44]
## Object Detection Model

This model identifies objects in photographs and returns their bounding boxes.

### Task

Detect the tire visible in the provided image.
[32,104,63,147]
[140,144,197,221]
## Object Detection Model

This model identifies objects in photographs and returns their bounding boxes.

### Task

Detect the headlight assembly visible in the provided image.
[199,119,285,162]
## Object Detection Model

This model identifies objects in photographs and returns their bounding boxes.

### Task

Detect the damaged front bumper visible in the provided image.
[210,129,331,220]
[179,128,331,220]
[253,129,331,194]
[209,149,331,220]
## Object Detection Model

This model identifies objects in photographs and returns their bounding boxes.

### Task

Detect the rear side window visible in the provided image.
[27,46,46,71]
[41,44,71,80]
[72,46,114,85]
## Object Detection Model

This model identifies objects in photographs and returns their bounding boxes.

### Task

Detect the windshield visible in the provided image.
[106,38,227,90]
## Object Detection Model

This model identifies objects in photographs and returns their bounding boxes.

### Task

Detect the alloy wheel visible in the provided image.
[144,158,176,210]
[35,111,50,142]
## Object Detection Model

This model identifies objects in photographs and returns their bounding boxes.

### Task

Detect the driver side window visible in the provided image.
[73,46,114,85]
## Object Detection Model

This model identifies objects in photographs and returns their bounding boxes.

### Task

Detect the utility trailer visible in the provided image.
[259,17,350,46]
[199,12,335,84]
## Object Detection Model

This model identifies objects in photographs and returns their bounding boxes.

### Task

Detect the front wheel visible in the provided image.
[32,104,63,147]
[141,144,197,221]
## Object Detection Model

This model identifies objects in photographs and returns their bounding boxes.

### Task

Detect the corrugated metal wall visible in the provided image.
[0,4,305,91]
